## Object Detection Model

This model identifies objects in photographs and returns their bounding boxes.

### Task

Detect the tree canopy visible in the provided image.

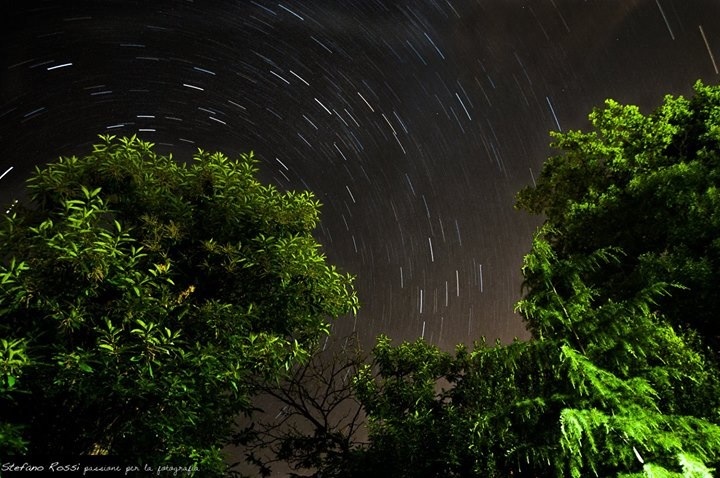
[516,80,720,355]
[0,135,358,474]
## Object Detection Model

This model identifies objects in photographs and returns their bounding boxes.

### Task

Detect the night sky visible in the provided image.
[2,0,720,350]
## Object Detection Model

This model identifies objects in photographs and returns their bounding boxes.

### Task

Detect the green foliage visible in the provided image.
[0,337,30,454]
[349,336,459,478]
[516,80,720,355]
[0,135,358,473]
[341,271,720,476]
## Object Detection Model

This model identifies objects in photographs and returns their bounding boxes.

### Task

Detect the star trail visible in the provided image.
[2,0,720,349]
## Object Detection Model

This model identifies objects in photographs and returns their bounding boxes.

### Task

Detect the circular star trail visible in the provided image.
[2,0,720,349]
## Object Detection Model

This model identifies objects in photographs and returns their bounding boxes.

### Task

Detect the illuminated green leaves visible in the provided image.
[0,135,358,473]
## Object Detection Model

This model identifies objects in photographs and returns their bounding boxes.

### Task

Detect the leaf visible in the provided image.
[677,453,714,477]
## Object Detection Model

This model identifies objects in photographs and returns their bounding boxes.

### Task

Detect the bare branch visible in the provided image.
[231,333,370,477]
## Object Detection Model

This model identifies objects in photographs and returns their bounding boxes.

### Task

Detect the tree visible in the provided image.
[511,227,720,476]
[0,135,358,474]
[232,333,367,478]
[516,80,720,355]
